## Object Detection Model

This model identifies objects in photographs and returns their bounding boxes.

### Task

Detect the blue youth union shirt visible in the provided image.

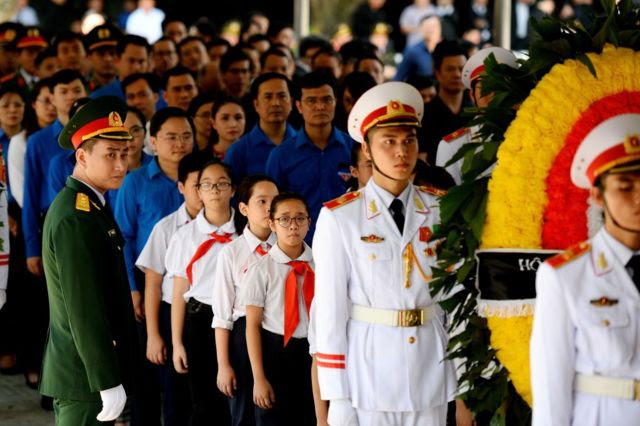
[114,157,183,290]
[265,127,353,244]
[22,120,64,258]
[224,123,297,184]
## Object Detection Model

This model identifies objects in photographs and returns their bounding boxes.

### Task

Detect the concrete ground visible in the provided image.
[0,373,54,425]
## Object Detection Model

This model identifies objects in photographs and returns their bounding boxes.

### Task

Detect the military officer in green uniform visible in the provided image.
[39,96,138,425]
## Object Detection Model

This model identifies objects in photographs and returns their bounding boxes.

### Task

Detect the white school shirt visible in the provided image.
[242,242,314,339]
[7,129,26,208]
[135,203,193,303]
[211,226,277,330]
[165,208,236,305]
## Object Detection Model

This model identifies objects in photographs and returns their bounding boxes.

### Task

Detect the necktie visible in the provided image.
[390,198,405,234]
[283,261,315,346]
[186,232,233,284]
[255,243,270,256]
[626,254,640,292]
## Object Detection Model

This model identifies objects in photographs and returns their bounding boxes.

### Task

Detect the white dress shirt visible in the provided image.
[211,226,276,330]
[165,208,236,305]
[242,242,314,339]
[8,129,26,208]
[136,203,193,303]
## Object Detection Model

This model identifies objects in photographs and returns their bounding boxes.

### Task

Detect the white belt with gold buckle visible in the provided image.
[575,373,640,401]
[350,304,435,327]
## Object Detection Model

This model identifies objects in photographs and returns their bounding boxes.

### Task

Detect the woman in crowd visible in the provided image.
[210,95,245,160]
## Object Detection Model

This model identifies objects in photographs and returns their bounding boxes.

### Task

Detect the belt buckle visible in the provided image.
[634,380,640,401]
[399,309,424,327]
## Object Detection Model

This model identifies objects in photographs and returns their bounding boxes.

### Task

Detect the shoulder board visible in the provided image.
[419,185,447,197]
[323,191,360,210]
[442,127,470,143]
[75,193,91,212]
[547,241,591,269]
[0,73,15,84]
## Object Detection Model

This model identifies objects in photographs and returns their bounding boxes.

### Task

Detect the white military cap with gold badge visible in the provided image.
[571,113,640,189]
[461,46,518,90]
[348,81,424,144]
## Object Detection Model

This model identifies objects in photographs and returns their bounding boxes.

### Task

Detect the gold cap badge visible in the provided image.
[108,111,123,127]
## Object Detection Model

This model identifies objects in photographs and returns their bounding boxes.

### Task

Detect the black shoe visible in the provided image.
[40,396,53,411]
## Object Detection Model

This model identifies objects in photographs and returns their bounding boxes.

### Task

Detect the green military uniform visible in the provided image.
[39,96,137,425]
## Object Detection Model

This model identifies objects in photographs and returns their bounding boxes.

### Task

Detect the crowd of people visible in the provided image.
[0,1,622,426]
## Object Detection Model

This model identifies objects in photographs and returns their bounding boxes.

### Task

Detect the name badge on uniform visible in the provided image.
[360,234,384,243]
[590,297,619,307]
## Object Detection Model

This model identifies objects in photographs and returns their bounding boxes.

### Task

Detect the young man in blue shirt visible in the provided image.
[224,72,297,184]
[266,70,353,243]
[114,107,194,316]
[23,69,86,277]
[91,35,167,112]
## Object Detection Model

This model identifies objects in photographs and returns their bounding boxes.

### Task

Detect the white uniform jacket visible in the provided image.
[313,180,456,412]
[435,124,482,185]
[531,229,640,426]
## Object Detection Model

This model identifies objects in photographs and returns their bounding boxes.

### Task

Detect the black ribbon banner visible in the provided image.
[475,249,560,300]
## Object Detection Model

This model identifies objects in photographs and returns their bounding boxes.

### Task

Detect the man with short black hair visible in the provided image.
[162,66,198,111]
[220,48,252,99]
[178,36,209,74]
[162,18,188,44]
[311,47,342,80]
[260,48,290,78]
[35,47,59,79]
[152,37,178,79]
[123,73,160,123]
[206,37,230,65]
[266,70,353,243]
[226,72,297,183]
[40,95,138,426]
[420,40,469,162]
[53,31,86,74]
[90,35,151,100]
[355,53,385,85]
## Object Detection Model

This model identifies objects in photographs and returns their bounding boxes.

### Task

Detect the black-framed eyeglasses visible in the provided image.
[198,182,232,192]
[273,216,310,227]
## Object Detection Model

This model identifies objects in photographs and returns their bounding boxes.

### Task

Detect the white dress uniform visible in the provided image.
[164,209,236,305]
[531,229,640,426]
[136,202,192,304]
[313,179,456,417]
[531,113,640,426]
[435,125,479,185]
[211,226,276,330]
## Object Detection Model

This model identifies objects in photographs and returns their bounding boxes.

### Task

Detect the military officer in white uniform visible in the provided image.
[313,82,457,426]
[435,47,517,184]
[531,113,640,426]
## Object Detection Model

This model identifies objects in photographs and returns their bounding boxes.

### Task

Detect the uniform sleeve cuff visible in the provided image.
[211,318,234,330]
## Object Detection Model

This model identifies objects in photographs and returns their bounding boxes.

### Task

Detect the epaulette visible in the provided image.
[547,241,591,269]
[419,185,447,197]
[75,193,91,212]
[0,73,15,84]
[323,191,360,210]
[442,127,470,143]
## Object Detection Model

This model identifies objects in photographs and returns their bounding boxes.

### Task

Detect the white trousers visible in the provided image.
[356,404,447,426]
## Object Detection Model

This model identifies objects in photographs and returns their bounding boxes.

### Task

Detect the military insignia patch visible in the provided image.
[589,297,619,307]
[75,193,90,212]
[414,195,425,211]
[108,111,123,127]
[419,226,431,242]
[323,191,360,210]
[360,234,385,243]
[369,199,378,215]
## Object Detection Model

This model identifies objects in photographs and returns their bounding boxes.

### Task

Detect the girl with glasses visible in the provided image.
[244,192,316,426]
[166,159,235,425]
[212,174,279,425]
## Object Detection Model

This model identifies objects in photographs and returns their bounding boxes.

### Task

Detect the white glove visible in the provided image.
[96,384,126,422]
[0,289,5,311]
[328,399,359,426]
